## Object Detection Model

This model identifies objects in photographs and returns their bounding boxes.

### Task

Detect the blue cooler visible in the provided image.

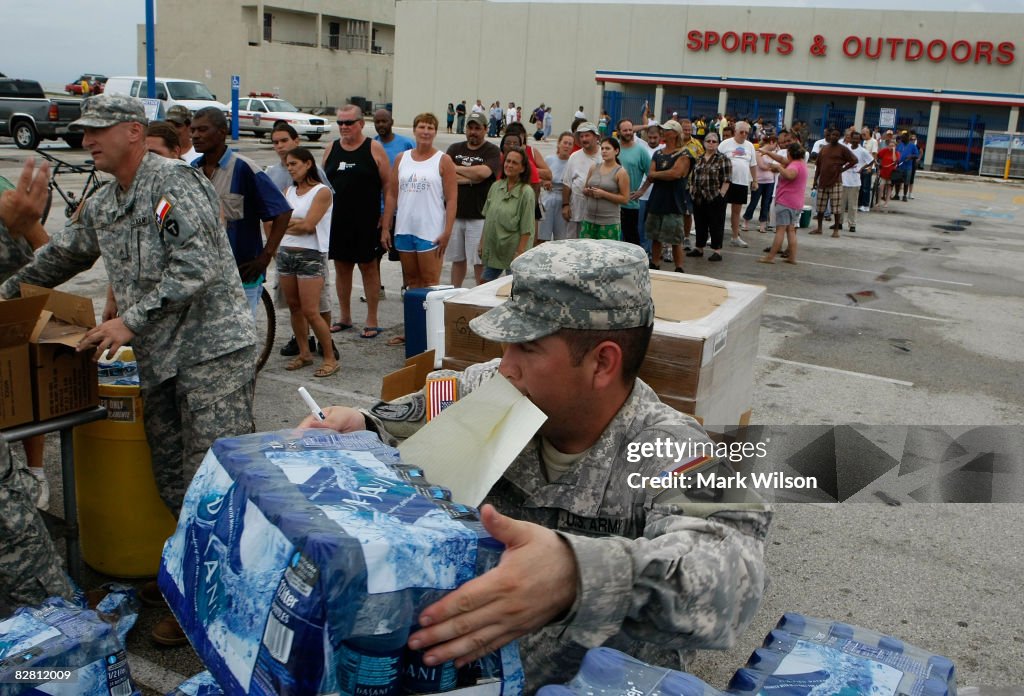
[403,285,454,358]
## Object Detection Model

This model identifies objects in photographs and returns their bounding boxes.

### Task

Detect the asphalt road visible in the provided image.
[1,130,1021,694]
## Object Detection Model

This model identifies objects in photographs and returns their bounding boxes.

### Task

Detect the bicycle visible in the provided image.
[36,149,106,224]
[254,284,276,372]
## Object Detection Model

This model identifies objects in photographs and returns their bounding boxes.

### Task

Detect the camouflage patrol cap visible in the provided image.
[469,239,654,343]
[70,94,148,131]
[165,105,191,125]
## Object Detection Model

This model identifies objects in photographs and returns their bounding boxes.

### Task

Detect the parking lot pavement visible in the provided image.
[3,132,1022,693]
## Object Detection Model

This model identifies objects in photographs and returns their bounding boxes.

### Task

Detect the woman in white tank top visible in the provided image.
[382,112,457,345]
[278,147,339,376]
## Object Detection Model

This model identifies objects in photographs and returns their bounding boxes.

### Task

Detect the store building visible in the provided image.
[139,0,396,112]
[394,1,1024,171]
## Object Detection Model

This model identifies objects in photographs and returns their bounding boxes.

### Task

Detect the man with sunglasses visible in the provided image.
[322,105,392,338]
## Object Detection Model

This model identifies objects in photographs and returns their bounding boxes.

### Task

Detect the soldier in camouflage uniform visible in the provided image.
[302,239,771,691]
[0,162,75,613]
[0,95,257,518]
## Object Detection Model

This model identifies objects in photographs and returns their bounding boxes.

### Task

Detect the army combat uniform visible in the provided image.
[0,220,74,613]
[358,239,771,690]
[0,150,258,515]
[365,360,770,689]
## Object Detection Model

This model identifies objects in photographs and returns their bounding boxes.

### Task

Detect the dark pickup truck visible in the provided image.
[0,78,83,149]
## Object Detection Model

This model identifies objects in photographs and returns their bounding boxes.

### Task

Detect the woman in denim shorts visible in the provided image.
[279,148,339,377]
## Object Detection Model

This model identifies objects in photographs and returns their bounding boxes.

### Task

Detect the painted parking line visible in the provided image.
[730,251,973,287]
[758,355,914,387]
[960,209,1015,219]
[126,652,189,695]
[766,294,952,323]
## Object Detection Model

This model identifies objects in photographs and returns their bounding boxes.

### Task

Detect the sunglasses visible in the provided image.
[337,119,361,126]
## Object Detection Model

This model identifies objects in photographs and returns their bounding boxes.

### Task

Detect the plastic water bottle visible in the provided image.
[568,648,627,696]
[538,686,577,696]
[810,188,817,199]
[651,672,715,696]
[338,629,410,696]
[402,625,457,694]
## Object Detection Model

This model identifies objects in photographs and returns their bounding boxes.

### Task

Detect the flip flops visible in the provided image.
[360,327,384,339]
[386,335,406,347]
[330,322,353,333]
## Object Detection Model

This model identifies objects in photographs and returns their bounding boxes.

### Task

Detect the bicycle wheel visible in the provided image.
[41,186,53,225]
[254,286,276,373]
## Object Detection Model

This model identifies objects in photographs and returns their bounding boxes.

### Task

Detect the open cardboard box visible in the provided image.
[21,284,100,421]
[0,294,50,428]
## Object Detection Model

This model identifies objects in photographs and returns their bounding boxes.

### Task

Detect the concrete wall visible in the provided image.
[394,0,1024,127]
[141,0,394,109]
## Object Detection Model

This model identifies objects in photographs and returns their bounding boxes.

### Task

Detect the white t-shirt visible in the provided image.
[282,183,332,252]
[719,138,757,186]
[861,137,879,158]
[842,147,875,187]
[561,148,602,222]
[574,110,586,120]
[506,108,517,125]
[472,103,485,114]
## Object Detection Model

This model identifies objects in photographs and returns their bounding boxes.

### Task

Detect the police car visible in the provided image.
[236,95,328,140]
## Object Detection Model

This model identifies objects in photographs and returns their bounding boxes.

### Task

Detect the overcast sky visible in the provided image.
[3,0,1024,87]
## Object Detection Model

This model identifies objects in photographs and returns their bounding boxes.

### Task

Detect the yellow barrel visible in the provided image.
[72,349,176,577]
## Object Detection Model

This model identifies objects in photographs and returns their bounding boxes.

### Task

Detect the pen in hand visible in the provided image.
[298,387,325,422]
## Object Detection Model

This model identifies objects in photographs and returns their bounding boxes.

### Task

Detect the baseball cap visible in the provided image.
[165,105,191,125]
[70,94,148,131]
[576,121,599,135]
[466,112,488,128]
[469,239,654,343]
[661,120,683,135]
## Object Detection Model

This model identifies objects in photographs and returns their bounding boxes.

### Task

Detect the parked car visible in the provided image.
[65,74,107,95]
[236,97,328,140]
[104,76,229,119]
[0,78,82,149]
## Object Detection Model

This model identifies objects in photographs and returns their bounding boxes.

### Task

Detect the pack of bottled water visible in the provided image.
[167,671,224,696]
[726,612,957,696]
[555,647,722,696]
[158,429,523,696]
[0,586,139,696]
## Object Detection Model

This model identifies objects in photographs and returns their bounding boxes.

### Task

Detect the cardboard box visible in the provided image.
[22,284,100,421]
[442,271,765,426]
[0,294,50,429]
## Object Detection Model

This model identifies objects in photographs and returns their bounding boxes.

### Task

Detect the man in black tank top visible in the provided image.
[322,105,393,339]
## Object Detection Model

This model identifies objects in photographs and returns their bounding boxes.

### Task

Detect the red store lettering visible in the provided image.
[839,36,1015,64]
[686,30,794,55]
[689,31,1014,64]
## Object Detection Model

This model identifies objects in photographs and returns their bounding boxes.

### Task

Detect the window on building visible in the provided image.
[329,21,340,49]
[263,12,272,42]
